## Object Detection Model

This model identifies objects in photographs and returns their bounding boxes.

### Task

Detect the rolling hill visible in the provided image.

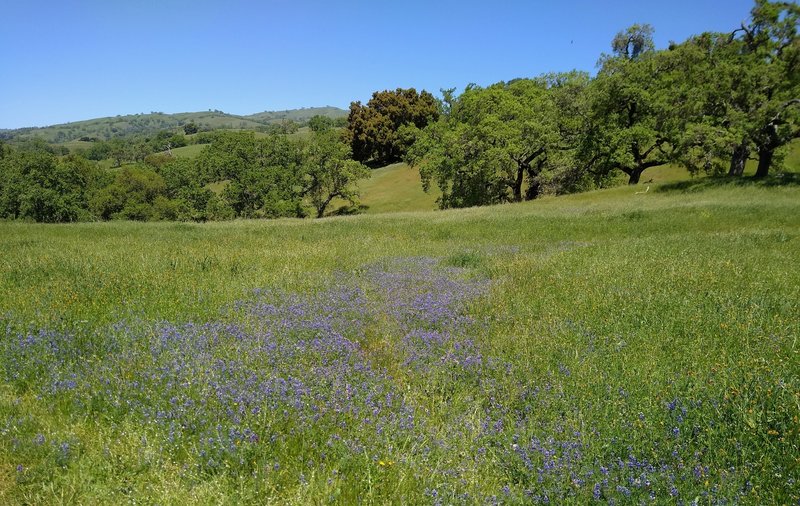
[0,107,347,144]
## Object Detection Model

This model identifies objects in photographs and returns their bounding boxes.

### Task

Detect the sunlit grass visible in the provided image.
[1,178,798,503]
[357,163,441,214]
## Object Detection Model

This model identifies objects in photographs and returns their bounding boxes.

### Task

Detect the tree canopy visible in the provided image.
[407,78,577,207]
[345,88,439,166]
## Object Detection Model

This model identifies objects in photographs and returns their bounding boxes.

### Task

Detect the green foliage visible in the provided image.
[197,131,306,218]
[408,75,590,208]
[307,115,334,133]
[346,88,439,165]
[0,147,105,222]
[89,166,173,221]
[579,28,680,185]
[301,130,370,217]
[666,1,800,178]
[183,122,198,135]
[610,23,655,60]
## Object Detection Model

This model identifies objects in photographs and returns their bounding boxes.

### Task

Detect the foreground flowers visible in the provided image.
[1,257,796,503]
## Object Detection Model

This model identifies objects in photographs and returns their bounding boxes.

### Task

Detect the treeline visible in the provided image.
[1,0,796,221]
[346,1,799,208]
[0,109,349,144]
[0,128,368,222]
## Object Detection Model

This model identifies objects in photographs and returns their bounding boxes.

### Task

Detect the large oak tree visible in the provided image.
[345,88,439,166]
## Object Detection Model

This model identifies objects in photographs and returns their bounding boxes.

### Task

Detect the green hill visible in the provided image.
[245,106,348,123]
[0,107,347,144]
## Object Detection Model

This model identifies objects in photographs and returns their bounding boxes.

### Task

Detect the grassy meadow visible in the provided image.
[1,178,799,504]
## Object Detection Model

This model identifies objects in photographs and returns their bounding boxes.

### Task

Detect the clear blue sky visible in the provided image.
[1,0,755,129]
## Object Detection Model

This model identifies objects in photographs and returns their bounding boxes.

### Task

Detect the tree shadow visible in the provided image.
[656,173,800,193]
[330,204,369,216]
[364,159,396,169]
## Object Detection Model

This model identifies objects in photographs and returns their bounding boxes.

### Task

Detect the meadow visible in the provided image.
[0,178,798,504]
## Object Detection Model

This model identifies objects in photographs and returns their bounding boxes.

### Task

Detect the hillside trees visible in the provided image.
[666,1,800,178]
[406,75,590,208]
[301,130,370,218]
[197,132,305,218]
[308,115,334,133]
[195,131,369,219]
[0,149,106,222]
[89,166,168,220]
[579,25,683,185]
[345,88,439,166]
[731,0,799,177]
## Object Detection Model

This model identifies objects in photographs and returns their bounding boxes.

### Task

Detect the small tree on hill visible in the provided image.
[301,130,370,218]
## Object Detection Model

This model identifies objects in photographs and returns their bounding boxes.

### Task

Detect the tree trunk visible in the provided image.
[728,142,749,177]
[511,166,524,202]
[316,195,334,218]
[525,180,541,200]
[755,148,773,178]
[524,158,546,200]
[627,168,642,185]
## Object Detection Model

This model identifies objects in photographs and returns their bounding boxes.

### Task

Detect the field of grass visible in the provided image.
[1,177,798,504]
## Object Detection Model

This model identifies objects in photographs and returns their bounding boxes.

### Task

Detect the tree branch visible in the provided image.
[770,99,800,124]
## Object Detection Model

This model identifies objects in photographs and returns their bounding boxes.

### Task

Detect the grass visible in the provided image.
[171,143,206,159]
[0,177,798,504]
[357,163,440,214]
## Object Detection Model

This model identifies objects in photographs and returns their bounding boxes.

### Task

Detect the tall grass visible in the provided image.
[0,180,798,504]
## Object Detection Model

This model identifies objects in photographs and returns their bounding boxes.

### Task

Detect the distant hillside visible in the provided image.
[245,106,348,123]
[0,107,348,144]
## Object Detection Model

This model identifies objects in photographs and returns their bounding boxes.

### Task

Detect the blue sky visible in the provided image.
[1,0,755,129]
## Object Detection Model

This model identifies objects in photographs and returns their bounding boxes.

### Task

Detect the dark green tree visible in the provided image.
[734,0,799,177]
[346,88,439,166]
[89,166,168,221]
[0,148,105,222]
[670,1,799,178]
[156,157,215,221]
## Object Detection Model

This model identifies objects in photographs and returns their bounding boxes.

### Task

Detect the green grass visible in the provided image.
[0,178,798,503]
[171,143,206,159]
[357,162,440,214]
